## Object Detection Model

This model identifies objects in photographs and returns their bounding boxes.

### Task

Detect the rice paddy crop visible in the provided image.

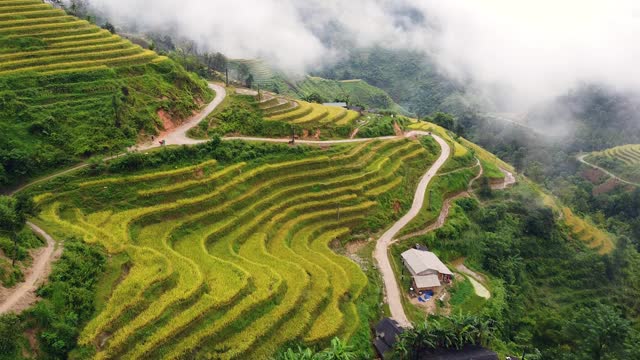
[0,0,158,74]
[562,207,614,254]
[263,98,361,127]
[35,138,434,359]
[586,144,640,184]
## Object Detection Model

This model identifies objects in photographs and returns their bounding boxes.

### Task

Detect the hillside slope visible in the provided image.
[228,59,404,113]
[0,0,211,187]
[584,144,640,184]
[317,47,491,117]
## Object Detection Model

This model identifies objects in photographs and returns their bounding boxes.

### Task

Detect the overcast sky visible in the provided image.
[79,0,640,110]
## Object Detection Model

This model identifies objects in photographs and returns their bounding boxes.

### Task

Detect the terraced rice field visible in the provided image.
[0,0,160,75]
[586,144,640,183]
[262,97,360,127]
[230,59,274,88]
[599,144,640,165]
[35,139,433,359]
[562,207,614,254]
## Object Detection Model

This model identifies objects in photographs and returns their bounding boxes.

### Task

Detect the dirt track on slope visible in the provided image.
[0,222,60,314]
[374,133,450,328]
[397,159,482,242]
[577,154,639,187]
[395,160,518,301]
[137,83,227,149]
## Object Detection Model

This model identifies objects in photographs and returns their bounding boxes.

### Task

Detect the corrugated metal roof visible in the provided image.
[414,274,441,288]
[323,102,347,107]
[401,249,453,276]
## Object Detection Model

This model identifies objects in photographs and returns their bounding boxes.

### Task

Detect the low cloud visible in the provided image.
[78,0,640,111]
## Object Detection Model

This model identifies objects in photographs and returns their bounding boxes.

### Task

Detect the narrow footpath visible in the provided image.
[577,154,639,187]
[0,222,58,314]
[138,83,226,149]
[373,133,451,328]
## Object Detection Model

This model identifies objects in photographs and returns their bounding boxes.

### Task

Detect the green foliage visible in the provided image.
[0,35,46,52]
[393,314,496,359]
[28,138,434,358]
[302,92,327,104]
[208,95,297,138]
[26,237,106,358]
[448,277,486,314]
[357,115,407,138]
[0,60,210,186]
[275,337,364,360]
[587,144,640,183]
[0,313,21,360]
[291,76,404,113]
[0,4,212,186]
[317,47,489,117]
[425,183,640,357]
[566,303,630,360]
[427,112,455,131]
[0,194,39,283]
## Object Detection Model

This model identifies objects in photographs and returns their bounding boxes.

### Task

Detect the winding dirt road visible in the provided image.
[0,222,58,314]
[396,159,482,242]
[390,159,517,314]
[577,154,639,187]
[374,133,450,328]
[138,83,227,149]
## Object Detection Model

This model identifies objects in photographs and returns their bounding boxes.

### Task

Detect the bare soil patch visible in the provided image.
[593,178,621,195]
[582,168,607,184]
[0,223,62,315]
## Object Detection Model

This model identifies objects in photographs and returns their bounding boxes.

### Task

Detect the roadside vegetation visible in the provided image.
[0,194,39,287]
[0,237,106,360]
[397,181,640,358]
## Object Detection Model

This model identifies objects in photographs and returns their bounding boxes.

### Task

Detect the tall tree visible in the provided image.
[568,304,630,360]
[0,195,37,266]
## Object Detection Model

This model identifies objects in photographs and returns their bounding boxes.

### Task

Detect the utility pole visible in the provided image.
[290,125,295,145]
[257,84,261,101]
[337,205,341,221]
[225,67,229,87]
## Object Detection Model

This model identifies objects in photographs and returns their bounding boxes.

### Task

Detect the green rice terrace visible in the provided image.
[584,144,640,184]
[0,0,211,187]
[31,137,440,359]
[262,96,360,128]
[191,89,370,140]
[0,0,158,74]
[228,58,403,112]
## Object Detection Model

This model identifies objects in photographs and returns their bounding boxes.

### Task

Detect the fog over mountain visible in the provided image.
[78,0,640,111]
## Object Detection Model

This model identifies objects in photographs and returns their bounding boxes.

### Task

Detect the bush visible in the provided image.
[0,313,21,359]
[26,237,106,358]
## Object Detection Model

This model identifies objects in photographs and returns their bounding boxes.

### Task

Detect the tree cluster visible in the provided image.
[276,337,362,360]
[393,314,495,360]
